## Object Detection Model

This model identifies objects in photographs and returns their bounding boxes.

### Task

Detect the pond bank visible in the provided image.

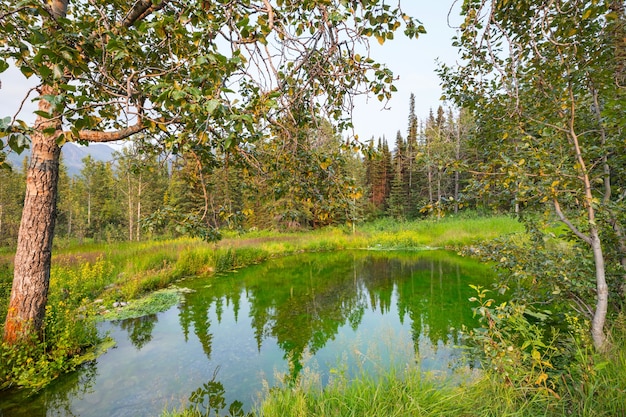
[0,215,522,391]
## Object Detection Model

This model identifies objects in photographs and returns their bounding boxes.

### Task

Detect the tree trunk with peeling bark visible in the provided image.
[3,86,61,344]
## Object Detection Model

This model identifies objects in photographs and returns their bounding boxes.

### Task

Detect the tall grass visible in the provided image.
[256,346,626,417]
[2,215,523,334]
[1,215,523,391]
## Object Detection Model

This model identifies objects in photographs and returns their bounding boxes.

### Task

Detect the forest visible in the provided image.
[1,0,625,416]
[0,98,474,245]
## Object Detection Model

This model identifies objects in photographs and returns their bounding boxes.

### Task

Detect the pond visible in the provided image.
[0,250,497,417]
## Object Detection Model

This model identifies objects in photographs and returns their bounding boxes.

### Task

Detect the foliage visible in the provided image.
[362,101,476,221]
[439,0,626,350]
[0,0,424,155]
[466,285,563,398]
[164,374,253,417]
[0,293,100,391]
[0,166,25,245]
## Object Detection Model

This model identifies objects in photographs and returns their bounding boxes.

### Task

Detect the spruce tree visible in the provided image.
[388,131,407,219]
[406,94,419,218]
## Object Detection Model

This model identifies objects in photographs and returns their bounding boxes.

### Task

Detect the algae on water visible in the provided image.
[99,286,193,321]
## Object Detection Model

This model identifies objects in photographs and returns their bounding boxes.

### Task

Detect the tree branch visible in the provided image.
[75,120,145,143]
[262,0,274,30]
[0,5,30,20]
[553,198,592,245]
[122,0,168,28]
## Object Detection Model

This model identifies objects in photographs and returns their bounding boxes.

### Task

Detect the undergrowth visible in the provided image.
[0,215,521,391]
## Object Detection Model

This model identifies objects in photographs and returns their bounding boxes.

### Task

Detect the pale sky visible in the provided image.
[351,1,462,143]
[0,2,462,147]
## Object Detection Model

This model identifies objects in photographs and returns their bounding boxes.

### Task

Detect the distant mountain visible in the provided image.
[5,142,116,176]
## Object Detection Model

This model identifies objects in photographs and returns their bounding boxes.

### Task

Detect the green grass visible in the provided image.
[255,338,626,417]
[0,215,523,391]
[3,214,626,416]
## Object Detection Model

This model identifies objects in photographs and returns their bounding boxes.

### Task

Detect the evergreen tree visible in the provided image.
[365,137,392,213]
[388,131,407,219]
[405,93,420,218]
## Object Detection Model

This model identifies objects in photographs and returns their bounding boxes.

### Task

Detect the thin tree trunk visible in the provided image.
[67,205,72,238]
[590,226,608,350]
[3,86,62,343]
[437,170,442,218]
[136,175,142,241]
[127,172,133,241]
[454,171,459,214]
[570,114,608,349]
[87,189,91,227]
[427,166,433,204]
[590,85,626,295]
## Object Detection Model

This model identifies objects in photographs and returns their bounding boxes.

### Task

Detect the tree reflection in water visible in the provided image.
[0,250,497,416]
[117,313,158,349]
[0,361,97,417]
[184,369,253,417]
[179,250,495,384]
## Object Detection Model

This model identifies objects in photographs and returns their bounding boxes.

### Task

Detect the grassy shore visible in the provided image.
[4,214,523,314]
[4,214,625,416]
[0,214,521,390]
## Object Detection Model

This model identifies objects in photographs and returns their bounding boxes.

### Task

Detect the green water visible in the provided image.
[0,250,497,416]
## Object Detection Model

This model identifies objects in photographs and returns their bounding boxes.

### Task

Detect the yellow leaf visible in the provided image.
[535,372,548,386]
[531,349,541,361]
[375,34,385,45]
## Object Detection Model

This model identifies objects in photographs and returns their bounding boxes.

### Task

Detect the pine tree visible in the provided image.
[405,93,419,218]
[388,131,407,219]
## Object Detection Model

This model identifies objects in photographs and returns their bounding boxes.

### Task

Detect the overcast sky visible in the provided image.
[0,1,462,146]
[351,1,463,143]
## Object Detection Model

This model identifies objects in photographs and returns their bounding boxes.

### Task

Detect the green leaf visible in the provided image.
[8,133,30,154]
[34,110,53,119]
[206,99,220,115]
[531,349,541,361]
[52,64,64,80]
[20,65,34,78]
[0,116,11,131]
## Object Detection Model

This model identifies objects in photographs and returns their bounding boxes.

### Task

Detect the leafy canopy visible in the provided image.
[0,0,425,156]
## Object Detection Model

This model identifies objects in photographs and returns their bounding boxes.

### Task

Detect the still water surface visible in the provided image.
[0,250,496,416]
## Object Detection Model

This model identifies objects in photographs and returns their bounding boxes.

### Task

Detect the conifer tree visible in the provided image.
[405,93,419,218]
[388,131,407,219]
